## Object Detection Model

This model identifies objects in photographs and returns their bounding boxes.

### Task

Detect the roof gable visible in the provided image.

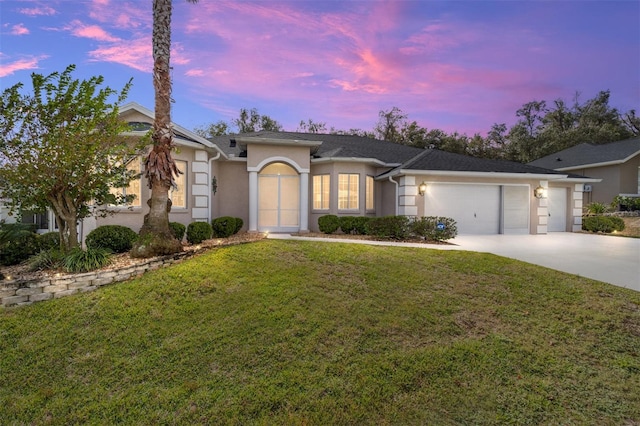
[528,137,640,170]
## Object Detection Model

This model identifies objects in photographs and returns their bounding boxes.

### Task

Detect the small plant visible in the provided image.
[187,221,213,244]
[86,225,138,253]
[38,232,61,251]
[0,229,39,266]
[29,248,65,271]
[63,247,111,273]
[169,222,186,241]
[582,216,626,233]
[613,195,640,211]
[585,202,609,215]
[212,216,238,238]
[411,216,458,241]
[234,217,244,234]
[353,216,371,235]
[339,216,358,234]
[366,216,411,240]
[318,215,340,234]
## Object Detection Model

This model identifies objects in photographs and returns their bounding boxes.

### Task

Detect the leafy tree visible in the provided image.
[297,119,327,133]
[329,127,375,138]
[373,107,407,143]
[194,120,230,138]
[0,65,137,251]
[621,109,640,135]
[233,108,282,133]
[132,0,198,258]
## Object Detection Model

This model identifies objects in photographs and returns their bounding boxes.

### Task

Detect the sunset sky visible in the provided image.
[1,0,638,136]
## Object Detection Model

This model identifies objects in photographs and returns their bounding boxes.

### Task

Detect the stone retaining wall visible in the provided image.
[1,251,195,308]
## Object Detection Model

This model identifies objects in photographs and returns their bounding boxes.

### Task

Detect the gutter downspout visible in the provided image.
[207,152,221,223]
[388,175,399,216]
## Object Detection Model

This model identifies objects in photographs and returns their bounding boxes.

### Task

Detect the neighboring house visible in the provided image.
[3,103,600,238]
[529,137,640,205]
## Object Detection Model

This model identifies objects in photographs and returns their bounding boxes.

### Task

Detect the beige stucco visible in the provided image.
[563,154,640,204]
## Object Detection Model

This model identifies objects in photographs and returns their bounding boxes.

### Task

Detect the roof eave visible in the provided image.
[312,157,397,167]
[377,169,571,180]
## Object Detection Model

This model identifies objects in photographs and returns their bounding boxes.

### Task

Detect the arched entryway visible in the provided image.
[258,162,300,232]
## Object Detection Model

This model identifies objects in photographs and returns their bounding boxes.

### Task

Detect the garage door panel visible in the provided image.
[425,184,500,235]
[503,186,530,234]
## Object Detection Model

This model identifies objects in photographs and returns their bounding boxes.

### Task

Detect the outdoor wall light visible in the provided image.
[533,185,547,199]
[418,182,428,196]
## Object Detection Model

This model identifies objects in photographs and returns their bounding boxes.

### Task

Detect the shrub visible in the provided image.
[609,216,626,231]
[613,195,640,211]
[169,222,186,241]
[212,216,238,238]
[38,232,61,251]
[366,216,411,240]
[63,247,111,273]
[86,225,138,253]
[0,230,39,266]
[411,216,458,241]
[187,221,213,244]
[234,217,244,234]
[353,216,371,235]
[586,202,609,215]
[582,216,626,233]
[29,249,65,271]
[339,216,358,234]
[318,215,340,234]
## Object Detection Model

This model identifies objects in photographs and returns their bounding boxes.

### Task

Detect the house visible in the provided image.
[4,102,599,238]
[529,137,640,205]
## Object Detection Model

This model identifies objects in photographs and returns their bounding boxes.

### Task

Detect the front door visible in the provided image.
[258,162,300,232]
[548,187,567,232]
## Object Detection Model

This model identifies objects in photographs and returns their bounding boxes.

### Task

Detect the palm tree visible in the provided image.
[132,0,198,258]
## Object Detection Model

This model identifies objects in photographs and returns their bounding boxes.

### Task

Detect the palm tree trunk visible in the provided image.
[131,0,182,257]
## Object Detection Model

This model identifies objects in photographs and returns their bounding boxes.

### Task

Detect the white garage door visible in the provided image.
[424,184,500,234]
[424,184,529,235]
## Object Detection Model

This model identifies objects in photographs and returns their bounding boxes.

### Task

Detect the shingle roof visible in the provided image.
[396,148,568,175]
[528,137,640,170]
[209,131,424,164]
[209,131,571,176]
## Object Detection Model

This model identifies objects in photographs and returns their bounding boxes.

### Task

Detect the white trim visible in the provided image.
[248,157,309,173]
[311,157,394,167]
[379,169,571,181]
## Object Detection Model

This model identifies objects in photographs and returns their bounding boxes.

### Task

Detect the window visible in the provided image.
[338,173,359,210]
[110,157,141,207]
[366,175,374,211]
[170,160,187,208]
[313,175,330,210]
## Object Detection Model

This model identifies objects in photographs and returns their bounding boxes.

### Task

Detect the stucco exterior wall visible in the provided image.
[572,165,620,204]
[213,161,249,229]
[307,162,380,232]
[247,144,311,171]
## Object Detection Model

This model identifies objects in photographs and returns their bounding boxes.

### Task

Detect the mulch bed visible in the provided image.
[1,232,267,282]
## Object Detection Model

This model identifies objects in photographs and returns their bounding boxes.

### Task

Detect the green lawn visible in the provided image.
[1,240,639,425]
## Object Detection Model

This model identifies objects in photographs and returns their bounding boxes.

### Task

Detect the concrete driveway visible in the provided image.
[268,232,640,292]
[449,233,640,292]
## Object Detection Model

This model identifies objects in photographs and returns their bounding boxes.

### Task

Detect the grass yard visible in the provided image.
[1,240,639,425]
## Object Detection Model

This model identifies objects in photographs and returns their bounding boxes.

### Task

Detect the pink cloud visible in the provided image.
[64,20,121,42]
[88,37,151,72]
[0,56,46,78]
[17,5,56,17]
[87,0,149,30]
[10,23,29,35]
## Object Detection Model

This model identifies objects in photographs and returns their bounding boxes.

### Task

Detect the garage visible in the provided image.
[423,183,530,235]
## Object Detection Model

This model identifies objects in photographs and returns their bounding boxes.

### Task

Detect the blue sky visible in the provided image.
[1,0,638,136]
